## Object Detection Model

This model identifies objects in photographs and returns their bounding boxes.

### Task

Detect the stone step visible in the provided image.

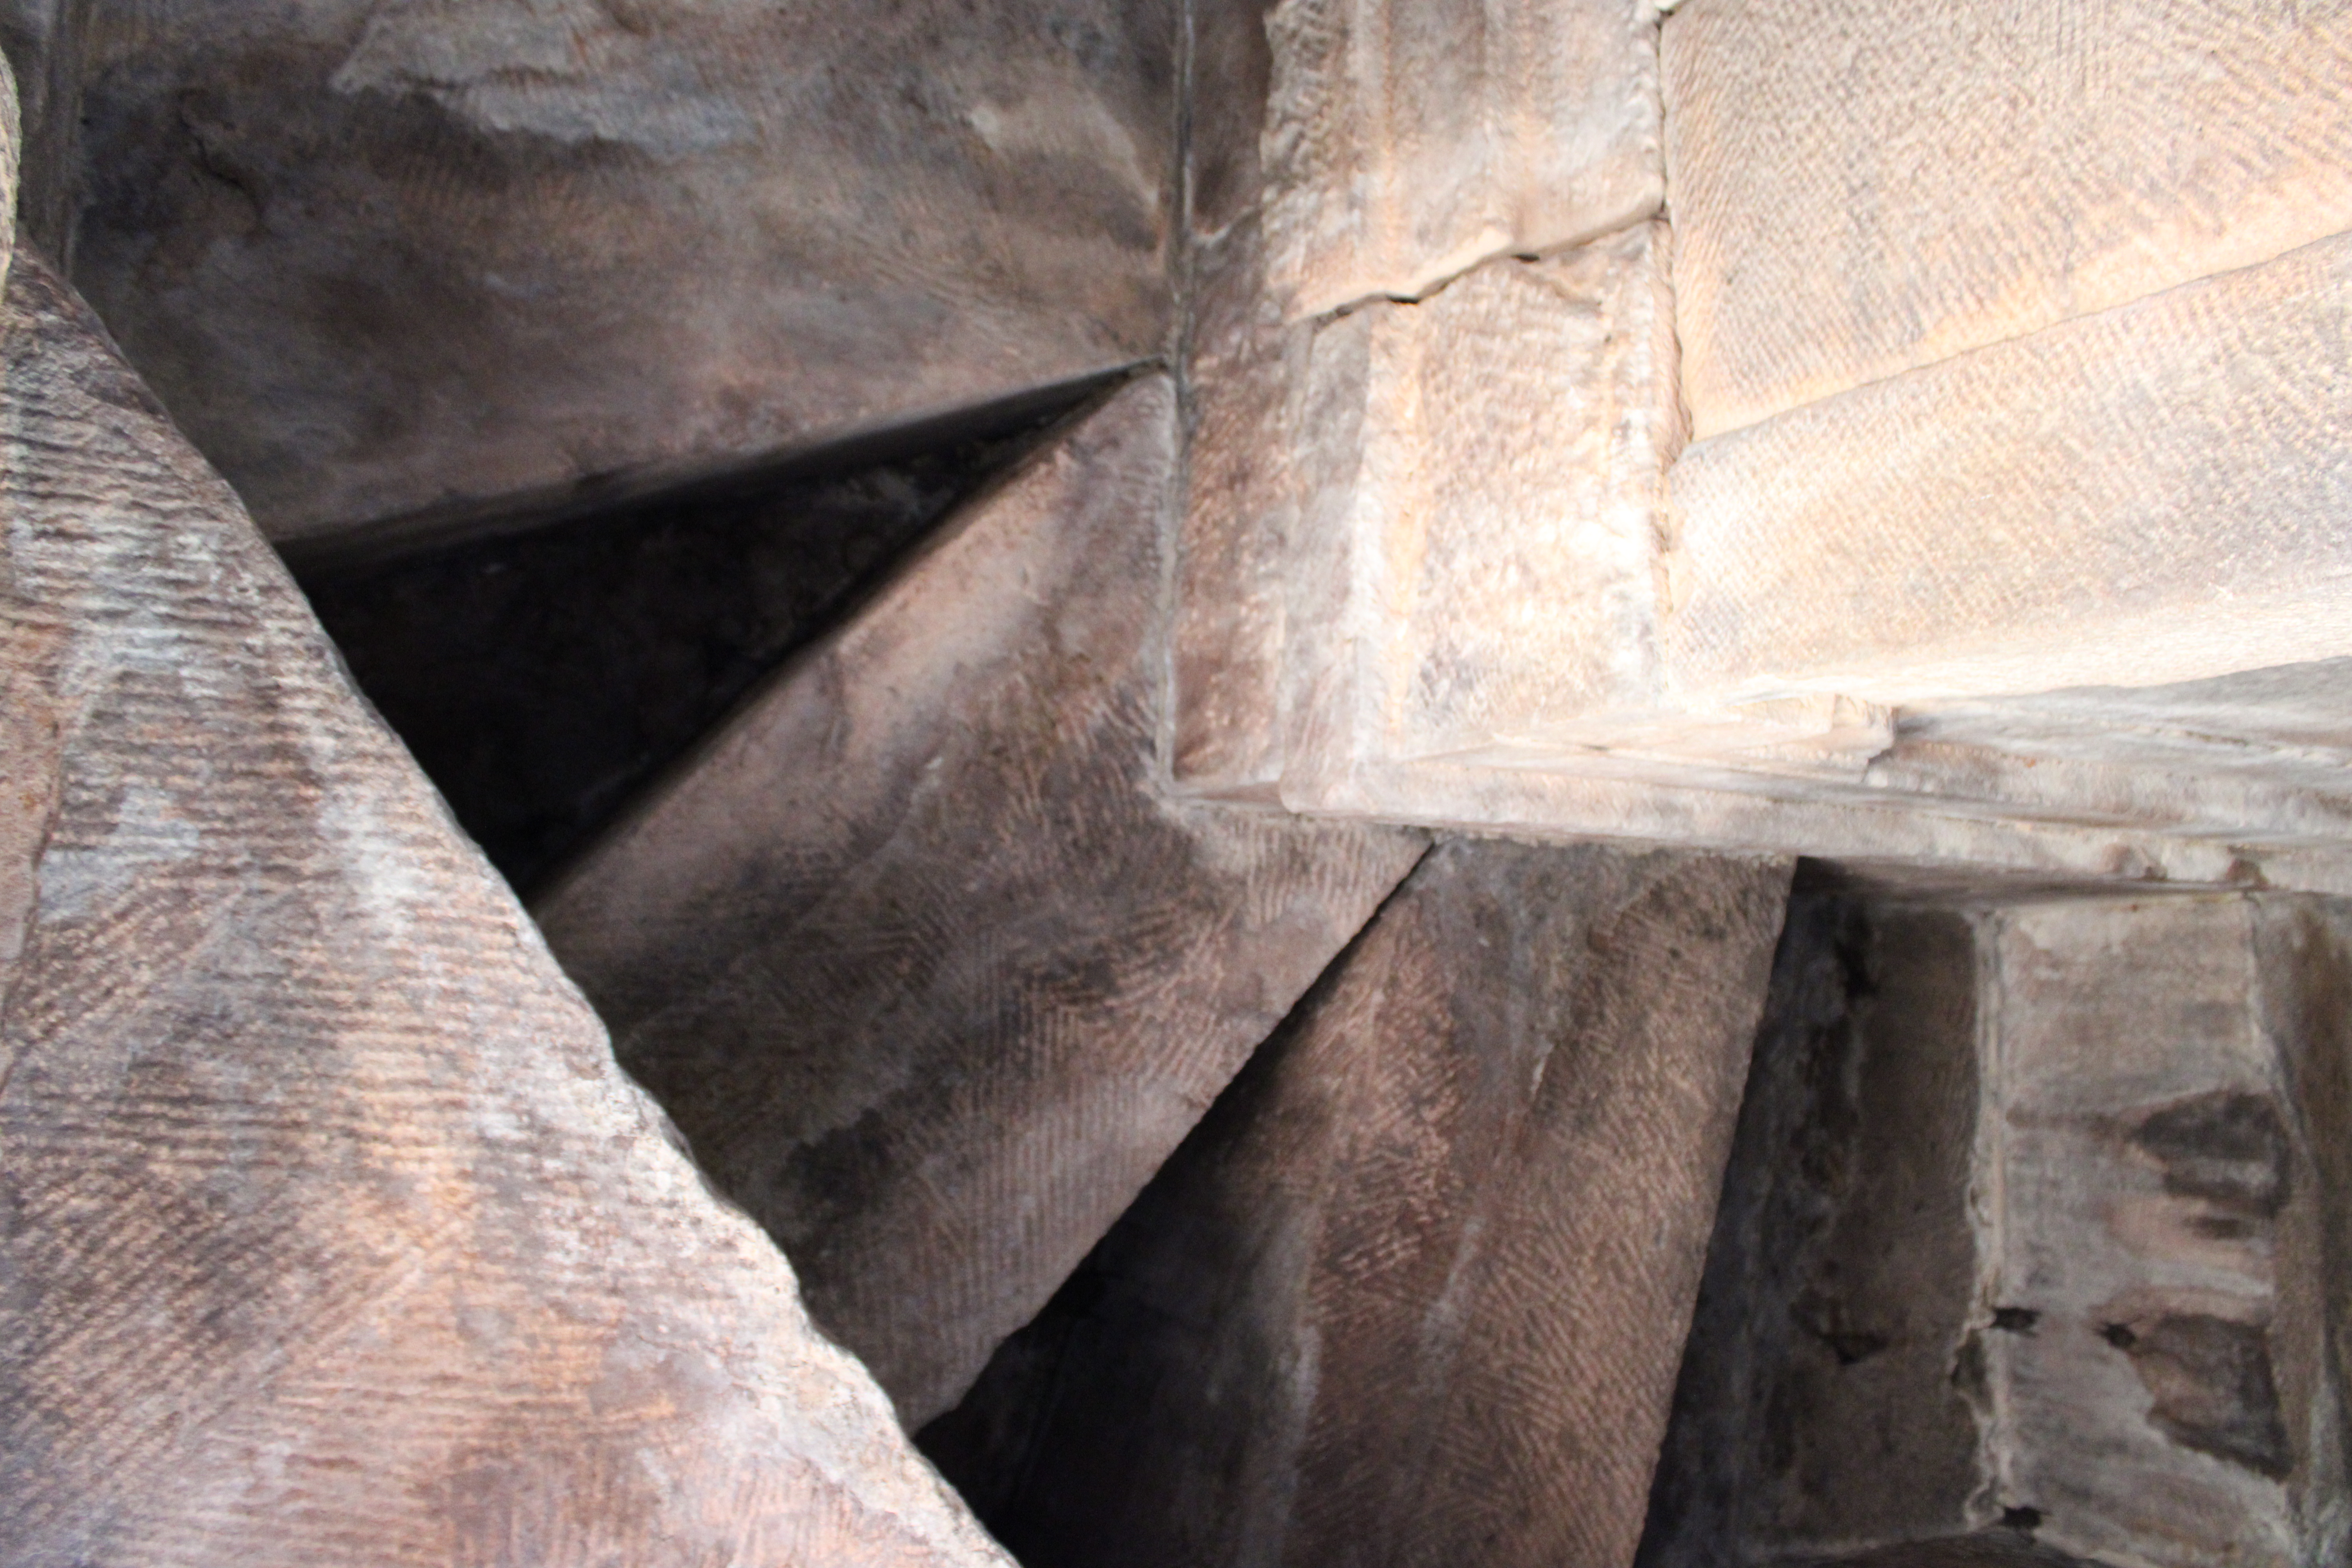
[0,250,1005,1564]
[533,374,1423,1427]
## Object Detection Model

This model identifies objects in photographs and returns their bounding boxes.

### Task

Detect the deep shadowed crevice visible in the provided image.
[296,385,1101,893]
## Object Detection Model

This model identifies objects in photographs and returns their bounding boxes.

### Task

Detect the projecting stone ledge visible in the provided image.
[534,374,1424,1428]
[0,254,1006,1565]
[924,838,1792,1568]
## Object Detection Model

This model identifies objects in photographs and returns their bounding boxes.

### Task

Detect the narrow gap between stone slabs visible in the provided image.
[293,387,1097,895]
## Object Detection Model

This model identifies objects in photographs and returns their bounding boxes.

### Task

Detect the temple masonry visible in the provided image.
[1,2,2349,1566]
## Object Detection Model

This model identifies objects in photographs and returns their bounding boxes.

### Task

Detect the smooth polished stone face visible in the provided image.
[0,252,1009,1567]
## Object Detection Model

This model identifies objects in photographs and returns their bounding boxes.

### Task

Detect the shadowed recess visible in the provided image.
[296,389,1096,892]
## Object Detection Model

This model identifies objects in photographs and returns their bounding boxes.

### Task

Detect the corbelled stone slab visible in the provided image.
[24,0,1174,553]
[534,375,1423,1427]
[1669,229,2352,707]
[925,838,1791,1568]
[1665,0,2352,437]
[1263,0,1662,317]
[0,254,1007,1565]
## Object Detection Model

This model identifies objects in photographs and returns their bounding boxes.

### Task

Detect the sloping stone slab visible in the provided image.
[534,374,1423,1427]
[1665,0,2352,437]
[26,0,1174,552]
[925,838,1791,1568]
[0,253,1007,1564]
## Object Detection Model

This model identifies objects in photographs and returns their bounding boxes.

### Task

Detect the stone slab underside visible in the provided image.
[0,254,1007,1564]
[534,375,1422,1428]
[925,838,1791,1568]
[1664,0,2352,438]
[13,0,1176,553]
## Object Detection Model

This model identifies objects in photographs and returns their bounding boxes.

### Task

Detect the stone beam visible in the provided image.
[533,375,1422,1426]
[0,250,1006,1565]
[926,839,1791,1568]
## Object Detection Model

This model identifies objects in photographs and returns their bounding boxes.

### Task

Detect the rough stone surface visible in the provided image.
[533,375,1423,1428]
[18,0,1175,550]
[1646,889,2352,1568]
[1668,229,2352,707]
[0,252,1007,1566]
[1664,0,2352,437]
[1642,895,1995,1566]
[1263,0,1662,318]
[1989,898,2343,1568]
[1284,224,1679,797]
[924,838,1792,1568]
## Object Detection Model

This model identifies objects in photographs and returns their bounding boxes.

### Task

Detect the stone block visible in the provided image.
[925,838,1791,1568]
[1665,0,2352,437]
[1283,223,1680,798]
[19,0,1175,552]
[1669,229,2352,708]
[532,375,1423,1427]
[1645,890,2351,1568]
[1263,0,1662,318]
[0,252,1006,1565]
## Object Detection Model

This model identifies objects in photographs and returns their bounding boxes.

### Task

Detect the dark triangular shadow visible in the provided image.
[295,382,1103,894]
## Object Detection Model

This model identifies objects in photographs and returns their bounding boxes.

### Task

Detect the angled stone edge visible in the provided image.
[0,251,1008,1566]
[535,373,1423,1429]
[1279,753,2352,898]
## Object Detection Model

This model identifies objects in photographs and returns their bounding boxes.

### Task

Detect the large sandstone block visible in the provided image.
[1668,229,2352,708]
[1665,0,2352,437]
[533,375,1423,1427]
[1263,0,1662,317]
[18,0,1174,553]
[1283,223,1680,799]
[1646,891,2351,1568]
[0,253,1006,1564]
[925,838,1792,1568]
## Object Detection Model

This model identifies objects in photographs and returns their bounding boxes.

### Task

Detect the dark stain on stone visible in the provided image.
[2099,1310,2291,1479]
[2129,1089,2290,1220]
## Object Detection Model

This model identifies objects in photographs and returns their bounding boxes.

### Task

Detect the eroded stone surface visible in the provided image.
[1668,229,2352,708]
[1284,224,1679,800]
[16,0,1174,551]
[1642,896,1994,1566]
[0,253,1007,1565]
[1665,0,2352,437]
[534,375,1423,1428]
[1646,889,2351,1568]
[925,838,1791,1568]
[1263,0,1662,317]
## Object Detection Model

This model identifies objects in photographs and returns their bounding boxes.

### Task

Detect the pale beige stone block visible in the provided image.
[1263,0,1662,319]
[0,253,1007,1566]
[1669,229,2352,708]
[1284,223,1680,799]
[1666,0,2352,437]
[534,376,1422,1428]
